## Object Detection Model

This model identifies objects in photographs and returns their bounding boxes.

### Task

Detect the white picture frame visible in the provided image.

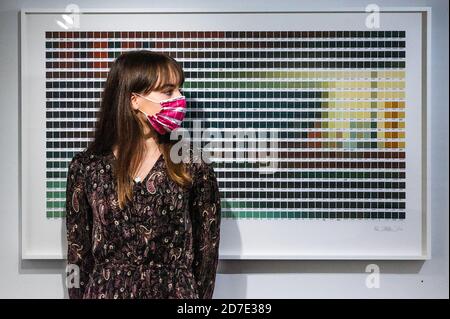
[20,8,431,260]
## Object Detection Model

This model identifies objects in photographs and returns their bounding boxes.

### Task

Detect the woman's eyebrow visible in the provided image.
[162,84,176,89]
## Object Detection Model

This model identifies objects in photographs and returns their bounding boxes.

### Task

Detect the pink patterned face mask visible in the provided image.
[135,93,187,135]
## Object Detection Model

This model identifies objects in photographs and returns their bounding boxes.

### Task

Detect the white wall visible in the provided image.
[0,0,448,299]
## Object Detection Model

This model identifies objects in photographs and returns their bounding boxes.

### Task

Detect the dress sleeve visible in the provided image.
[190,156,222,299]
[65,154,94,299]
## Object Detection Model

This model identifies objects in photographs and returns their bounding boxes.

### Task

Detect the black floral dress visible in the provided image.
[65,147,221,299]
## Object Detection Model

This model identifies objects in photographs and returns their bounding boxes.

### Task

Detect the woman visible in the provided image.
[65,50,221,299]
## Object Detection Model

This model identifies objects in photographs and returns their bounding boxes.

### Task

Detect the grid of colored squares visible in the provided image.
[45,30,406,220]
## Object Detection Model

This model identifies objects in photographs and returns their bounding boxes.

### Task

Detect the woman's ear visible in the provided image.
[130,93,140,111]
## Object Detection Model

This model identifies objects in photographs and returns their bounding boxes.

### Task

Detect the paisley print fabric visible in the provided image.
[65,148,221,299]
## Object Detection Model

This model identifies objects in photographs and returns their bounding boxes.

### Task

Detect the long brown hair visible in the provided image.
[87,50,192,209]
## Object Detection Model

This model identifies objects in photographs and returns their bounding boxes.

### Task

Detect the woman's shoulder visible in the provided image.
[70,148,93,165]
[69,148,109,172]
[185,146,217,178]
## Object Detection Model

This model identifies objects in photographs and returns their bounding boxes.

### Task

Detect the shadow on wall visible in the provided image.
[217,220,425,298]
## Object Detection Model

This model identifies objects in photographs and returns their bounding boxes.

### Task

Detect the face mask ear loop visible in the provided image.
[137,107,149,118]
[135,92,160,104]
[134,92,156,117]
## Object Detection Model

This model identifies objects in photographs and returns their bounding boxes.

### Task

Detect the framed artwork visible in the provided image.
[20,8,431,259]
